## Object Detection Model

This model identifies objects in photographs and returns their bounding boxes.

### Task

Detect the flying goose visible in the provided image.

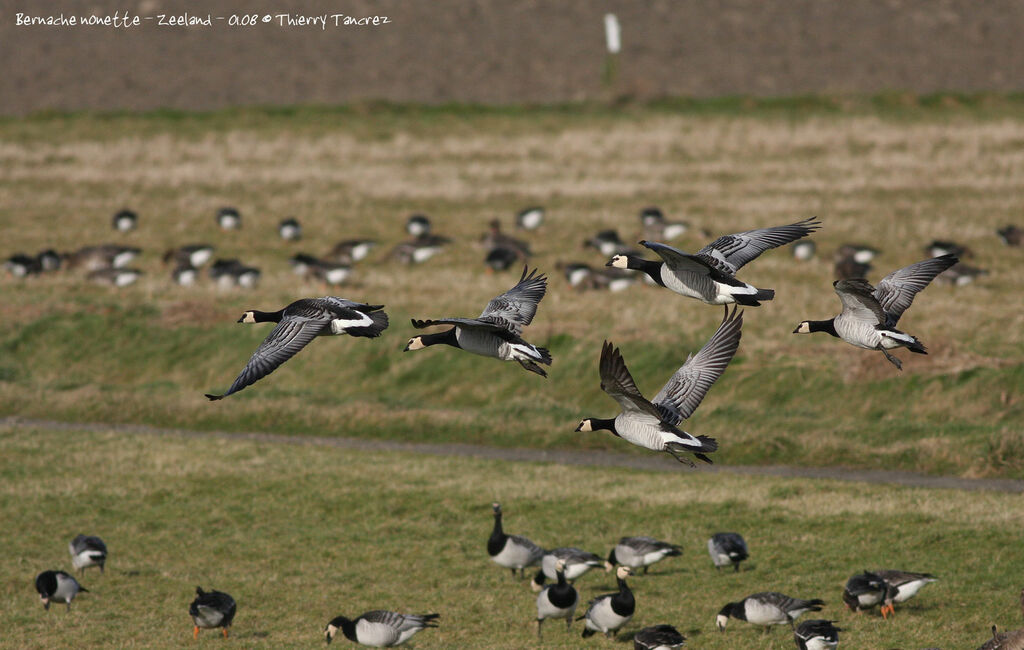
[535,559,578,639]
[639,206,691,241]
[405,214,432,237]
[190,586,236,639]
[112,208,138,232]
[607,217,820,306]
[708,532,749,572]
[531,547,609,591]
[873,569,937,617]
[35,570,87,610]
[205,297,388,400]
[716,592,825,632]
[487,502,544,578]
[576,306,743,465]
[216,206,241,230]
[793,254,958,370]
[634,624,686,649]
[607,536,682,574]
[579,566,635,638]
[325,611,439,646]
[279,217,302,241]
[793,619,840,650]
[405,266,552,377]
[516,206,545,231]
[69,535,107,574]
[842,571,890,616]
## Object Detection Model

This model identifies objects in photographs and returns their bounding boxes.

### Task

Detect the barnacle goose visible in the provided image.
[69,535,107,574]
[716,592,824,631]
[793,619,840,650]
[606,536,682,574]
[794,254,958,370]
[189,586,236,638]
[487,502,544,578]
[708,532,748,572]
[873,569,937,617]
[634,624,686,649]
[579,566,634,638]
[536,559,578,639]
[576,306,743,465]
[405,266,552,377]
[35,570,87,611]
[205,297,388,400]
[325,611,439,646]
[607,217,820,306]
[531,547,609,591]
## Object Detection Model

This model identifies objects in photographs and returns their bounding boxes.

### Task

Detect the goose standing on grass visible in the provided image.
[793,619,840,650]
[842,571,890,616]
[634,624,686,649]
[716,592,825,632]
[793,254,957,370]
[205,297,388,400]
[708,532,749,572]
[35,570,87,611]
[112,208,138,232]
[65,244,141,272]
[516,206,545,231]
[579,566,635,638]
[873,569,937,617]
[606,536,682,574]
[979,625,1024,650]
[405,266,552,377]
[390,234,451,265]
[639,206,691,241]
[189,586,236,639]
[88,267,142,287]
[532,548,609,591]
[487,502,544,578]
[576,306,743,465]
[69,535,107,574]
[209,258,261,289]
[327,239,377,265]
[325,611,439,646]
[279,217,302,241]
[216,206,241,230]
[606,217,820,306]
[536,559,578,639]
[405,214,432,237]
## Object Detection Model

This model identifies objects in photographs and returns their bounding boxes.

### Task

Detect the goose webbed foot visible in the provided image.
[880,348,903,370]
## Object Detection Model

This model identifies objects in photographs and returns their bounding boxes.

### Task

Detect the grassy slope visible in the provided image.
[2,425,1023,649]
[0,100,1022,478]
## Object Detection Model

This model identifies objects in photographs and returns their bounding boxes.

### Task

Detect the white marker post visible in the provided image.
[603,13,621,88]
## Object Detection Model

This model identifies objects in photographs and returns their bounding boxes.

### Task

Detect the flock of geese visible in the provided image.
[17,204,1019,648]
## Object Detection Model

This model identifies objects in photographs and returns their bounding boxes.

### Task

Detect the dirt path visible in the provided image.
[4,416,1021,494]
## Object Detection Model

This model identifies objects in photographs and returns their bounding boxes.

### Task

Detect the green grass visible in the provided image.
[1,425,1022,648]
[0,101,1022,478]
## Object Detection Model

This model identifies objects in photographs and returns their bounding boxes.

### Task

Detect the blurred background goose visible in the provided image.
[278,217,302,240]
[634,624,686,649]
[69,535,107,574]
[515,205,545,231]
[607,536,682,575]
[535,559,578,639]
[111,208,138,232]
[216,206,241,230]
[189,586,236,639]
[708,532,749,572]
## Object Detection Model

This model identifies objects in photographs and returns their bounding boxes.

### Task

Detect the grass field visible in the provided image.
[3,424,1023,649]
[1,99,1022,478]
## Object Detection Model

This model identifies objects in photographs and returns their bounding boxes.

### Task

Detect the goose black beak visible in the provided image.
[402,343,411,352]
[237,316,245,323]
[573,423,583,432]
[791,325,800,333]
[604,259,615,267]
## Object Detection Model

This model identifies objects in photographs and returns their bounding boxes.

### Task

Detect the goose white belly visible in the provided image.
[51,574,81,604]
[803,637,838,650]
[354,619,401,647]
[743,599,788,625]
[70,549,103,570]
[891,578,932,602]
[537,589,577,620]
[192,605,226,629]
[834,314,884,349]
[491,539,540,569]
[585,598,632,633]
[614,414,700,452]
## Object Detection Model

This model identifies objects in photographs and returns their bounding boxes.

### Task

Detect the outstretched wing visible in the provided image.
[479,266,547,334]
[652,307,743,424]
[410,317,512,335]
[599,341,663,420]
[873,254,957,325]
[834,278,887,325]
[207,318,324,399]
[697,217,821,274]
[641,240,718,275]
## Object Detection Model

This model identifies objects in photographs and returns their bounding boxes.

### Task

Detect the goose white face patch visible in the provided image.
[405,337,425,351]
[794,321,810,334]
[608,255,628,269]
[716,614,729,630]
[575,419,592,432]
[240,311,257,323]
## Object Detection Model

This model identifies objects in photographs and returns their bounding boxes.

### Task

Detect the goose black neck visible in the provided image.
[250,309,284,323]
[630,257,665,286]
[547,570,576,608]
[719,602,744,620]
[806,319,839,338]
[591,418,618,436]
[611,577,635,616]
[487,512,506,556]
[338,618,358,642]
[421,329,459,348]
